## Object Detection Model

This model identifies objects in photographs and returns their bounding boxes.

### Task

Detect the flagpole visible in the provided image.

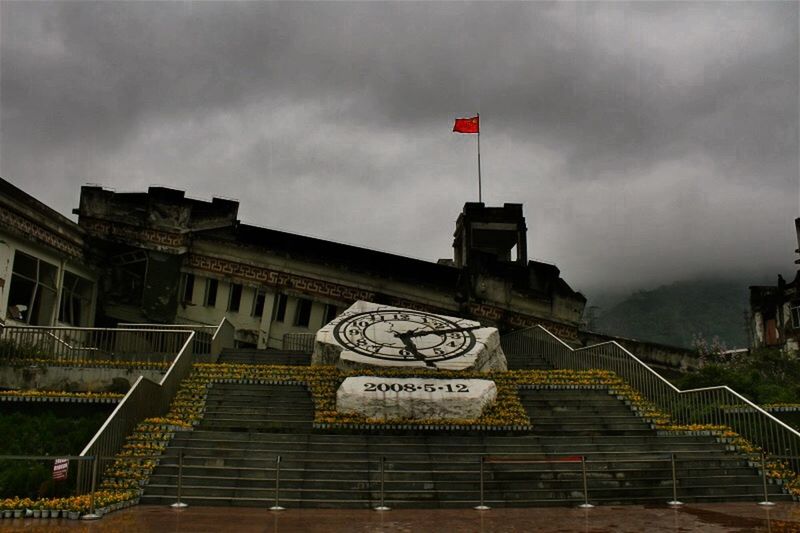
[477,113,482,203]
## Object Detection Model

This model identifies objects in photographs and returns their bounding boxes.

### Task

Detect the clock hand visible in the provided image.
[394,331,437,368]
[403,325,482,338]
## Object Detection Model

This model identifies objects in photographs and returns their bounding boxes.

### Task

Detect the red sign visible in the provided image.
[53,458,69,481]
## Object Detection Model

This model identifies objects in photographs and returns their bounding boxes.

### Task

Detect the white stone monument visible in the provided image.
[312,301,507,372]
[336,376,497,421]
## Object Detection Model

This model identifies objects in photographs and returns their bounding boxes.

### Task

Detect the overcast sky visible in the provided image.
[1,1,798,298]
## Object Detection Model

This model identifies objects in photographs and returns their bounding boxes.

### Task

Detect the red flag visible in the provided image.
[453,116,479,134]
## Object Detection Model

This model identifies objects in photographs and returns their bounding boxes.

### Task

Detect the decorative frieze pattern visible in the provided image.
[0,206,82,258]
[188,254,376,302]
[385,297,452,315]
[82,219,187,249]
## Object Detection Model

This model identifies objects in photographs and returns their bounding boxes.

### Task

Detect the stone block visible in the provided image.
[336,376,497,421]
[312,300,507,372]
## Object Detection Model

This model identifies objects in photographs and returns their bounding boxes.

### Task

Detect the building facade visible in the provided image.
[72,184,586,349]
[0,179,586,347]
[0,180,97,328]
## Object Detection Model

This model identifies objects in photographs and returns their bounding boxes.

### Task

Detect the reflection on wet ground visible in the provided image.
[1,503,799,533]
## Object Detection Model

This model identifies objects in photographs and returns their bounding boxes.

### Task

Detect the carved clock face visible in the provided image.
[332,309,478,365]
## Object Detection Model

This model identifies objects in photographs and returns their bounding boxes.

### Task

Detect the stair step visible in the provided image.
[141,380,791,508]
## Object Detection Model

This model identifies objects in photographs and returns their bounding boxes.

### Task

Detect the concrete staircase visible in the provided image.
[141,381,790,508]
[504,349,552,370]
[217,348,311,366]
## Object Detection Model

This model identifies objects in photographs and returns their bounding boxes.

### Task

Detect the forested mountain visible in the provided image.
[590,280,751,349]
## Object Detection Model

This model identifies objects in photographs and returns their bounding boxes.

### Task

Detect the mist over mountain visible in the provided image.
[587,279,759,350]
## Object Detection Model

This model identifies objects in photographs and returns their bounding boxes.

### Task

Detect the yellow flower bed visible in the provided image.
[188,364,628,431]
[6,357,169,370]
[0,390,123,402]
[0,490,139,513]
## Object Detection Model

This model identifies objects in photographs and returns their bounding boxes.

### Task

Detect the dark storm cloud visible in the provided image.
[1,1,797,295]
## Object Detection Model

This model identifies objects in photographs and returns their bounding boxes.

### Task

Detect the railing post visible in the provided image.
[758,452,776,506]
[578,456,594,509]
[474,456,490,510]
[374,456,390,511]
[667,453,683,506]
[171,450,188,508]
[270,455,285,511]
[82,456,100,520]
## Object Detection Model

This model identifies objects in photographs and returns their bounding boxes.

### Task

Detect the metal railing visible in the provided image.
[0,326,191,364]
[0,454,148,519]
[2,319,234,495]
[2,448,790,515]
[501,326,800,476]
[123,317,234,356]
[77,331,195,492]
[282,332,315,353]
[175,449,781,510]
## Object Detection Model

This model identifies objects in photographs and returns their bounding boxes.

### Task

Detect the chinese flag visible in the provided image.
[453,116,479,134]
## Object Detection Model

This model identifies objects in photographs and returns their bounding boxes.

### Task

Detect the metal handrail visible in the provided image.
[0,325,195,364]
[46,331,100,352]
[77,331,195,493]
[282,332,315,353]
[0,454,92,461]
[121,317,234,357]
[501,325,800,476]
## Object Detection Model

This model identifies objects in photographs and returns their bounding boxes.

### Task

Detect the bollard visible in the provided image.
[474,456,491,510]
[578,456,594,509]
[82,457,101,520]
[375,457,391,511]
[171,451,188,508]
[270,455,285,511]
[758,452,776,506]
[667,453,683,506]
[374,456,390,511]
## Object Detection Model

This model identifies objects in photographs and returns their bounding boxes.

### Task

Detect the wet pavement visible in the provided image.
[1,503,799,533]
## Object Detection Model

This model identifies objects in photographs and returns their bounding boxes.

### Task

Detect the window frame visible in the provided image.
[251,289,266,318]
[7,251,59,325]
[273,293,287,322]
[180,273,195,304]
[323,303,338,325]
[791,303,800,329]
[204,278,218,307]
[294,298,312,328]
[228,283,242,312]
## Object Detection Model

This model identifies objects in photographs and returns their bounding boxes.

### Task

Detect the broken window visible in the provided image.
[272,293,287,322]
[252,289,266,318]
[7,251,58,325]
[294,298,312,328]
[204,278,218,307]
[323,303,338,325]
[180,273,195,303]
[791,304,800,329]
[109,250,148,305]
[58,271,93,326]
[228,283,242,312]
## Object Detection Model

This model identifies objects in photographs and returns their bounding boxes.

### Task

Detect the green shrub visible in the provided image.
[676,347,800,405]
[0,408,108,498]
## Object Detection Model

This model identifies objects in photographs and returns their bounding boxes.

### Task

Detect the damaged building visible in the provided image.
[0,178,586,349]
[0,180,98,328]
[749,218,800,353]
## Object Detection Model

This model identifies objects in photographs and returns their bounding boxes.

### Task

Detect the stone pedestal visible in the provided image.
[336,376,497,421]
